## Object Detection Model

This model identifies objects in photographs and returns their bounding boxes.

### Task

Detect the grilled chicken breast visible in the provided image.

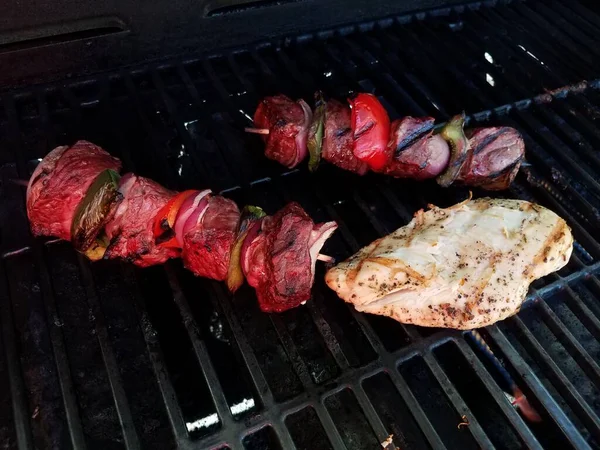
[325,197,573,329]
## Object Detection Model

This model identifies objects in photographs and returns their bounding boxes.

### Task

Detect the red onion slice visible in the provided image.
[308,221,338,283]
[181,196,211,238]
[293,99,313,167]
[240,219,265,280]
[173,189,211,246]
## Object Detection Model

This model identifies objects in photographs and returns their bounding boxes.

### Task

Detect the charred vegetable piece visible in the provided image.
[437,113,470,188]
[71,169,121,252]
[152,190,198,247]
[227,205,267,293]
[83,234,110,261]
[349,93,391,171]
[308,92,326,172]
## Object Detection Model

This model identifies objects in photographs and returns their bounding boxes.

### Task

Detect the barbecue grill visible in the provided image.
[1,0,599,448]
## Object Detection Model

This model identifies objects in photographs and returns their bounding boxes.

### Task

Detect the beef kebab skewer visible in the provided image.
[26,140,338,313]
[245,92,525,191]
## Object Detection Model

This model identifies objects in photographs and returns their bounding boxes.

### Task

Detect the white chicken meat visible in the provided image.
[325,197,573,329]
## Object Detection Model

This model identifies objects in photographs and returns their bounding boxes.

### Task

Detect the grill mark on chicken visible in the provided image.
[528,219,569,274]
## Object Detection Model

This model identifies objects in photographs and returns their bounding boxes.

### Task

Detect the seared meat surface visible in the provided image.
[253,95,311,168]
[26,141,121,240]
[105,174,179,267]
[326,197,572,329]
[321,99,369,175]
[26,141,338,312]
[384,117,450,179]
[242,203,337,312]
[182,196,240,280]
[457,127,525,190]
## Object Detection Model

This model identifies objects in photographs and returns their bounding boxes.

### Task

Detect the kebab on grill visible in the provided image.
[26,140,338,313]
[326,196,573,329]
[246,92,525,190]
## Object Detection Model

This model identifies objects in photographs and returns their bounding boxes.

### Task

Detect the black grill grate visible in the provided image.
[1,0,600,449]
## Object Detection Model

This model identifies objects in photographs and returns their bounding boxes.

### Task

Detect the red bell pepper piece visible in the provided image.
[349,93,391,171]
[153,189,198,248]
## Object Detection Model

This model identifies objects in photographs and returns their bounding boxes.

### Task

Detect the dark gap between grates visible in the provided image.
[484,319,600,448]
[433,341,524,449]
[174,263,261,420]
[284,407,334,450]
[463,331,578,449]
[242,425,281,450]
[514,308,600,427]
[398,356,479,449]
[362,372,431,450]
[135,266,220,439]
[89,259,177,449]
[571,279,600,333]
[324,388,380,450]
[44,243,124,450]
[3,252,70,449]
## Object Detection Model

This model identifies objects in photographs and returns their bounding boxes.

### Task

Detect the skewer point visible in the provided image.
[245,127,270,135]
[9,179,29,187]
[317,253,334,263]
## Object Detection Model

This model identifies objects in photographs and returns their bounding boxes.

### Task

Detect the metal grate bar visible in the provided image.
[310,402,347,450]
[534,295,600,390]
[149,70,213,186]
[0,261,34,450]
[544,0,600,39]
[268,315,316,389]
[303,180,448,449]
[75,257,142,450]
[554,0,600,30]
[523,103,600,176]
[34,247,88,450]
[163,265,235,430]
[248,174,398,447]
[208,283,275,406]
[486,324,592,449]
[203,284,298,450]
[423,353,496,449]
[509,315,600,441]
[453,338,544,449]
[123,265,191,444]
[120,72,179,187]
[471,8,572,87]
[53,86,150,449]
[512,110,600,196]
[562,285,600,344]
[92,83,193,445]
[490,5,594,81]
[523,2,600,60]
[304,300,351,371]
[352,383,400,448]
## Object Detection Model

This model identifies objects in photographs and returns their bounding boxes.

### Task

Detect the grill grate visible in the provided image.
[1,0,600,448]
